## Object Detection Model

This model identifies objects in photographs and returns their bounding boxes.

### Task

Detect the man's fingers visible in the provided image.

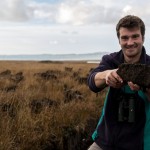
[106,69,123,87]
[128,81,140,91]
[112,71,123,83]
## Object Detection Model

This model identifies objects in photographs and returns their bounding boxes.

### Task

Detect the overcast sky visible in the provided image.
[0,0,150,55]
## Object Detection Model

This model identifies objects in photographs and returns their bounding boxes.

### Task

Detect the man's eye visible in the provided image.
[132,35,139,39]
[121,36,128,40]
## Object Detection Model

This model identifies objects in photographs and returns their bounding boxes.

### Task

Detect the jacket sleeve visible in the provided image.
[87,54,115,93]
[87,71,100,93]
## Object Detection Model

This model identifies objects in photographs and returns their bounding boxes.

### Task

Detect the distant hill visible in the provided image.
[0,51,109,61]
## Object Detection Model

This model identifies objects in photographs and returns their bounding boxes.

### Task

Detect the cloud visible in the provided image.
[0,0,150,26]
[49,40,58,45]
[0,0,29,21]
[27,1,58,22]
[53,0,150,25]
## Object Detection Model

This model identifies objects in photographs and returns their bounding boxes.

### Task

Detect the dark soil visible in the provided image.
[117,63,150,87]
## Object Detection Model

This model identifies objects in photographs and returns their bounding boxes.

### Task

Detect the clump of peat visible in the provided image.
[117,63,150,87]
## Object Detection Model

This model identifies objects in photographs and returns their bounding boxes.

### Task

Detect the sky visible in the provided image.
[0,0,150,55]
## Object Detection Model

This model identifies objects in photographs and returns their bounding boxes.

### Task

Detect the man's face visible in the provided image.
[118,27,144,58]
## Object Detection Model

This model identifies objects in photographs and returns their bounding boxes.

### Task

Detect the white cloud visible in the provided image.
[56,4,74,24]
[0,0,29,21]
[49,40,58,45]
[123,5,132,14]
[0,0,150,26]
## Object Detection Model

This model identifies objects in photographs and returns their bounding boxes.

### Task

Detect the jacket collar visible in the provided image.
[118,46,147,64]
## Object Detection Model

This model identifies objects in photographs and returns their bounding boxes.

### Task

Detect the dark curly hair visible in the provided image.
[116,15,145,39]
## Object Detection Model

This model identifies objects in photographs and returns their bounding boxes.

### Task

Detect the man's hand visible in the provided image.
[105,69,123,88]
[128,81,141,91]
[128,81,150,101]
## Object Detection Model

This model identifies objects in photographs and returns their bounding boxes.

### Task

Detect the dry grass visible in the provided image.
[0,61,106,150]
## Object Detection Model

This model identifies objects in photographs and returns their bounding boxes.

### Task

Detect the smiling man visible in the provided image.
[87,15,150,150]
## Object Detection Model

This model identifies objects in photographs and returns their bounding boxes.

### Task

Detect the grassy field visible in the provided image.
[0,60,106,150]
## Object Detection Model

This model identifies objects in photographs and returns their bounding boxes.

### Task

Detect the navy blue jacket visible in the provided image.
[88,47,150,150]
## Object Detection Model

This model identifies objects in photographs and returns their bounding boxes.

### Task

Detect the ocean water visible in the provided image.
[0,52,109,61]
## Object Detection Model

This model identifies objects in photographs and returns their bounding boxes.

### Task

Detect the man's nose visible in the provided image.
[127,38,134,45]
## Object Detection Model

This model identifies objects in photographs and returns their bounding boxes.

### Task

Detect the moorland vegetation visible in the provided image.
[0,61,106,150]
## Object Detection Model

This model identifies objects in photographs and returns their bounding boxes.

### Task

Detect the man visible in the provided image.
[87,15,150,150]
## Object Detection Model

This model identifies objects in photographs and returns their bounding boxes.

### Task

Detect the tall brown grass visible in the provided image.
[0,61,106,150]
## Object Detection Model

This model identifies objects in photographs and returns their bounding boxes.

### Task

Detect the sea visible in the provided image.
[0,52,109,62]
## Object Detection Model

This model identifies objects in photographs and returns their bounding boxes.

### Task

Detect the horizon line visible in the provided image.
[0,51,109,56]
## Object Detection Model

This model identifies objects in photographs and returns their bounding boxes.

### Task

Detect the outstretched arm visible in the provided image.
[95,69,123,89]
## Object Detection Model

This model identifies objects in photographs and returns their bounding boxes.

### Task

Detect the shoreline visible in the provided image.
[0,59,100,64]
